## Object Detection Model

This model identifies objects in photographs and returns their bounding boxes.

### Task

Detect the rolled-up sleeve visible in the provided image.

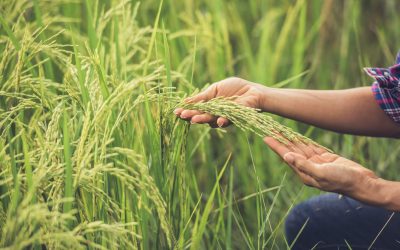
[364,51,400,123]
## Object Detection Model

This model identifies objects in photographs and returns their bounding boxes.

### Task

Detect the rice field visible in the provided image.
[0,0,399,249]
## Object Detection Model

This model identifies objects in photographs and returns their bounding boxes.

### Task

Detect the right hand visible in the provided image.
[174,77,266,127]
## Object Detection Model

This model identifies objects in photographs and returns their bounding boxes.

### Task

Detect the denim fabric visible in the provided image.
[285,193,400,249]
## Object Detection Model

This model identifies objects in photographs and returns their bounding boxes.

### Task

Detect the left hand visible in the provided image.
[263,137,378,196]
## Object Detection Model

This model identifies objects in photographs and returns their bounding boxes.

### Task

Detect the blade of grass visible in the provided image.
[71,30,90,108]
[62,106,73,218]
[190,153,231,250]
[84,0,98,50]
[142,0,164,77]
[21,128,35,203]
[226,167,233,250]
[0,15,20,51]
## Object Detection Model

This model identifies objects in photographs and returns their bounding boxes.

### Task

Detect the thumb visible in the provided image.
[283,153,295,164]
[185,86,216,103]
[283,152,306,164]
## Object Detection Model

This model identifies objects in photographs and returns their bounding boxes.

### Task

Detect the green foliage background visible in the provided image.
[0,0,399,249]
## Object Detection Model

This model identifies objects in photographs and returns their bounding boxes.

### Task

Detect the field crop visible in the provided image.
[0,0,399,249]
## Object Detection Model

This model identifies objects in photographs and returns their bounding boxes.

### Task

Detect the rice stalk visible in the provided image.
[178,96,330,151]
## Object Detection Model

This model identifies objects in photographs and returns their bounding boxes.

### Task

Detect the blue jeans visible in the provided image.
[285,193,400,249]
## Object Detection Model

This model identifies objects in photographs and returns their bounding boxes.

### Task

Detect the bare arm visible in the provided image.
[175,77,400,210]
[175,78,400,138]
[261,86,400,138]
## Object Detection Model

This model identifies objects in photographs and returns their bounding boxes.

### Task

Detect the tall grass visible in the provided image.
[0,0,399,249]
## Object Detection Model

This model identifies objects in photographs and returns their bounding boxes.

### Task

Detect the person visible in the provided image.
[174,52,400,249]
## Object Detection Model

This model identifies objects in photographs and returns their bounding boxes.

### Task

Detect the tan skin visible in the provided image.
[174,77,400,211]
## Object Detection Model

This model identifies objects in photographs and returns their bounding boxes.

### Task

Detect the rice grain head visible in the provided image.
[177,97,331,152]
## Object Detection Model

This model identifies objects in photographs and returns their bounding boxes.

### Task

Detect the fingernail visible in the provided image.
[174,109,179,115]
[217,120,223,127]
[284,153,294,163]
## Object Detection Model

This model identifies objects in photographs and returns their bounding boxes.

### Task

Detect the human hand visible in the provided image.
[263,137,378,196]
[174,77,266,127]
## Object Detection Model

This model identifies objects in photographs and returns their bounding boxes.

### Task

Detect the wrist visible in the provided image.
[255,84,276,113]
[373,179,400,211]
[351,177,400,211]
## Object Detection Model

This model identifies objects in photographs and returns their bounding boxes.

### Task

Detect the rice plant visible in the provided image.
[178,97,328,149]
[0,0,399,249]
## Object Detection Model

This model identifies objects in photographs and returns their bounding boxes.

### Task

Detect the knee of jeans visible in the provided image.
[284,202,309,244]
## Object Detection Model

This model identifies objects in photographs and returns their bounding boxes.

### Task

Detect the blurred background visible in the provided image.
[1,0,400,249]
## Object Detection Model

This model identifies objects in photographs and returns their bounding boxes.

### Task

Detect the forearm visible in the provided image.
[351,177,400,211]
[260,86,400,137]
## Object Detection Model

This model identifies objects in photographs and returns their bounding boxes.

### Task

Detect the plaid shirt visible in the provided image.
[364,51,400,123]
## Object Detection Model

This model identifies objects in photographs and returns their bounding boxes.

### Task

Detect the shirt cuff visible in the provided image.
[364,64,400,123]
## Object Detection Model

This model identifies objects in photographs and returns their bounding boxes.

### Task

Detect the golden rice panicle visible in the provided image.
[178,97,330,151]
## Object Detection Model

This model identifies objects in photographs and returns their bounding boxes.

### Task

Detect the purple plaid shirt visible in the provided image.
[364,51,400,123]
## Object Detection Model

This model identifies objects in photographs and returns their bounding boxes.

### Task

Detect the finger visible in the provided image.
[283,152,307,163]
[320,152,340,162]
[216,117,230,127]
[295,169,320,187]
[185,85,216,103]
[292,141,315,159]
[283,140,311,158]
[269,133,308,157]
[284,152,322,178]
[309,143,328,155]
[286,161,305,177]
[180,110,203,120]
[191,113,217,124]
[309,154,328,164]
[307,153,338,165]
[174,108,184,116]
[263,137,292,158]
[285,160,320,188]
[298,174,321,188]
